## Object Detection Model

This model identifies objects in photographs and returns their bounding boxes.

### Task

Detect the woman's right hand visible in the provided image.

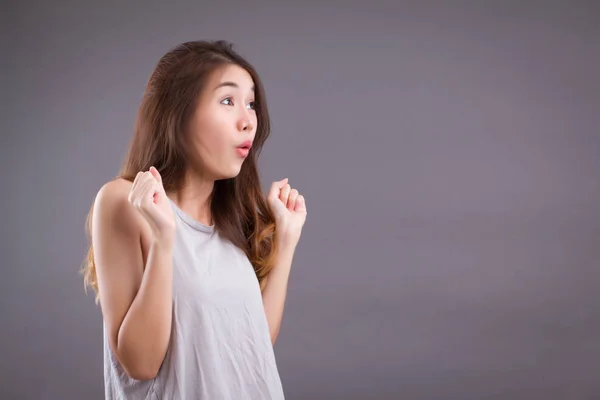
[128,166,176,244]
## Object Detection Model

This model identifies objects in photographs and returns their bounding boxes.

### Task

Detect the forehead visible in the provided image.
[208,64,255,92]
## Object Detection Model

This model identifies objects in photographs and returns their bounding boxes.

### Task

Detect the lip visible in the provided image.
[236,147,250,157]
[237,140,253,150]
[236,140,252,158]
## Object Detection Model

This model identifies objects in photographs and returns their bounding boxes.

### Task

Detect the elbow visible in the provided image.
[114,329,166,381]
[118,353,161,381]
[114,342,162,381]
[124,365,159,381]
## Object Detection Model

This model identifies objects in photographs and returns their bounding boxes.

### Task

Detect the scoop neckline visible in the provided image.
[168,198,215,233]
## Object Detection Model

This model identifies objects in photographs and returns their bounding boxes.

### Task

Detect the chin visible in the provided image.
[216,165,243,180]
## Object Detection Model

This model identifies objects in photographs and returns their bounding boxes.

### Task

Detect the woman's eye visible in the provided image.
[221,98,255,110]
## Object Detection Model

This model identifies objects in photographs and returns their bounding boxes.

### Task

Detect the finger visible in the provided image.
[129,171,146,203]
[287,189,299,210]
[149,166,163,187]
[129,171,144,196]
[294,195,306,212]
[267,178,289,200]
[135,172,154,195]
[279,184,291,205]
[136,178,158,209]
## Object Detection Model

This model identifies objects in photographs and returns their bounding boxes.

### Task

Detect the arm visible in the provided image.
[92,180,173,380]
[263,178,308,346]
[261,238,297,345]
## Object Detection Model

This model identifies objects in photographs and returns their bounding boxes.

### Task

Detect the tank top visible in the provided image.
[103,198,285,399]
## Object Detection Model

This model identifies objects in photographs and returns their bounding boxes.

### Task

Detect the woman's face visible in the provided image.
[187,64,258,180]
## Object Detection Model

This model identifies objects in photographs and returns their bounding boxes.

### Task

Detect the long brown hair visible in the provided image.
[82,40,278,300]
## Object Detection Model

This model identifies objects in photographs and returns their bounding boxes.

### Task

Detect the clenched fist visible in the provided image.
[128,166,176,243]
[266,178,307,246]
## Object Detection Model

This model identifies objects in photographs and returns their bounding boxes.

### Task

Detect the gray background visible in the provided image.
[2,1,600,399]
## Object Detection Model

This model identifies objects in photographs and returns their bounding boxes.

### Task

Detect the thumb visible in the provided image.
[149,166,164,187]
[267,177,288,200]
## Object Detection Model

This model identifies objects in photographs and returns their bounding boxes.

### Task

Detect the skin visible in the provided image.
[92,64,307,381]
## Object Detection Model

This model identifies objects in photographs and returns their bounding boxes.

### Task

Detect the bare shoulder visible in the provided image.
[93,178,139,234]
[95,177,133,203]
[93,178,154,261]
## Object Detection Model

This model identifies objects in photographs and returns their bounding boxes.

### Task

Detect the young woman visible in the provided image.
[82,40,307,399]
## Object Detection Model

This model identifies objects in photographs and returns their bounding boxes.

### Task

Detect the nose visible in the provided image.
[237,117,253,132]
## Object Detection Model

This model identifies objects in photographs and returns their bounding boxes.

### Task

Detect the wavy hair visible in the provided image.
[82,40,278,301]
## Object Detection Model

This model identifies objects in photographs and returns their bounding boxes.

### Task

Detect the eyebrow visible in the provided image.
[213,81,255,92]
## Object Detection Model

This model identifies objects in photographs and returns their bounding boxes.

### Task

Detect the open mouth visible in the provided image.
[238,140,253,150]
[236,143,251,157]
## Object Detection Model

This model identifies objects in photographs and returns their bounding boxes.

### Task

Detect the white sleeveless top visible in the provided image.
[103,198,285,399]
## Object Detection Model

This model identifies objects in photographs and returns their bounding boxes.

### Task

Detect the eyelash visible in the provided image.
[221,97,256,110]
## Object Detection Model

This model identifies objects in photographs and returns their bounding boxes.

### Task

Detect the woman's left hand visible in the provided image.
[267,178,307,245]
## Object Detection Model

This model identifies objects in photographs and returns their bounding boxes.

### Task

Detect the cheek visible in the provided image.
[190,120,234,164]
[193,133,228,164]
[190,113,220,148]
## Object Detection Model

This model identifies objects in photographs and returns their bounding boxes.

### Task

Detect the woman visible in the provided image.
[82,40,307,399]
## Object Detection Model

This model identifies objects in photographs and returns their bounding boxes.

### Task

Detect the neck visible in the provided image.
[167,168,215,226]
